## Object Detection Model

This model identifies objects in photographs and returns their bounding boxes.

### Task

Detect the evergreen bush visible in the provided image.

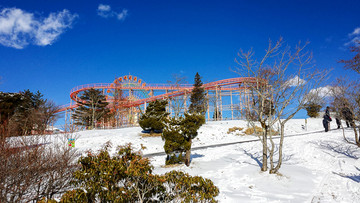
[57,143,219,202]
[162,113,205,166]
[139,100,169,133]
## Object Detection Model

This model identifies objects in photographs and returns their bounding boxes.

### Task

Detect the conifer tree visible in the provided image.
[139,100,169,133]
[188,72,206,115]
[162,73,206,167]
[72,88,109,129]
[0,92,22,136]
[1,90,57,136]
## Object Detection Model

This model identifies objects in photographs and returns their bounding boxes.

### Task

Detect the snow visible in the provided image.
[54,118,360,202]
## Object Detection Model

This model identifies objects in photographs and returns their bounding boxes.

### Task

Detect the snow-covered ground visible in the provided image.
[56,118,360,202]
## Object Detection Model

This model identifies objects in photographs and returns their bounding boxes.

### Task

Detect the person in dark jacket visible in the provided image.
[325,106,330,117]
[324,106,332,131]
[323,114,332,132]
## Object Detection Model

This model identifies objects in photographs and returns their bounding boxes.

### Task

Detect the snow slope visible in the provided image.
[64,118,360,202]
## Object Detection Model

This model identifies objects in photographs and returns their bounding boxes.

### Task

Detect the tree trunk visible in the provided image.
[92,103,95,129]
[185,139,192,167]
[352,122,360,146]
[261,127,268,171]
[269,129,275,171]
[270,123,285,174]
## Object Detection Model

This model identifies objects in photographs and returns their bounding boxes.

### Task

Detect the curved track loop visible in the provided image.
[57,77,259,112]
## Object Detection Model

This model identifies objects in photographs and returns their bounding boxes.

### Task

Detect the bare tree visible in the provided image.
[167,74,187,118]
[339,40,360,74]
[0,132,79,202]
[331,78,360,146]
[233,37,329,174]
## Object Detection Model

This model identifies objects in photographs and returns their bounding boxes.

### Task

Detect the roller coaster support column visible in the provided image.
[184,91,187,112]
[207,90,210,121]
[65,109,68,133]
[219,88,223,120]
[230,90,233,120]
[129,89,133,125]
[165,90,170,115]
[239,84,243,119]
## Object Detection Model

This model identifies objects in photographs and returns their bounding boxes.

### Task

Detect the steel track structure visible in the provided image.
[59,75,261,127]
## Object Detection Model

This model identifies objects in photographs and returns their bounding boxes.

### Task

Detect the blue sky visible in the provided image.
[0,0,359,114]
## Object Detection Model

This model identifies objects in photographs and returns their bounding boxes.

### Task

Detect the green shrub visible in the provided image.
[57,143,219,202]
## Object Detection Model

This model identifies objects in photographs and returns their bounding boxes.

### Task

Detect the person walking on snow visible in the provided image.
[323,106,332,132]
[323,114,332,132]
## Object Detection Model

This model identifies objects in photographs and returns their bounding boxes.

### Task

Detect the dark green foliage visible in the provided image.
[59,143,219,202]
[163,170,219,202]
[139,100,169,133]
[189,72,207,115]
[162,113,205,165]
[68,143,160,202]
[72,88,109,129]
[305,103,322,118]
[0,92,22,122]
[0,92,22,136]
[0,90,57,136]
[166,153,184,165]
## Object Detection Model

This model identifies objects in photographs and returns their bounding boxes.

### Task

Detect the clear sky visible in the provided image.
[0,0,359,111]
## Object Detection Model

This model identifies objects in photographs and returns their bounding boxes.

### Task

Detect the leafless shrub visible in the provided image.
[0,132,79,202]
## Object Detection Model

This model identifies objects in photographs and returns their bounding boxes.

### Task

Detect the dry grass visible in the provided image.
[227,127,244,134]
[244,126,263,135]
[244,126,279,136]
[140,133,162,137]
[161,163,183,168]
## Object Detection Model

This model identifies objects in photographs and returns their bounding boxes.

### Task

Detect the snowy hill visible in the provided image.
[63,118,360,202]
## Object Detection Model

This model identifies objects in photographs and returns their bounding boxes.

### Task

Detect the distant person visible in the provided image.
[324,106,332,131]
[325,106,330,117]
[323,113,332,132]
[341,105,353,128]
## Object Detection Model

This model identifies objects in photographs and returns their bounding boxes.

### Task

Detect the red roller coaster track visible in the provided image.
[57,76,260,113]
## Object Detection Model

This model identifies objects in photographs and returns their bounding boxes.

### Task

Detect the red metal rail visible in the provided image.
[57,77,260,112]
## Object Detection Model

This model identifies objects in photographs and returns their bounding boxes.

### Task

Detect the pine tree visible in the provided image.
[162,73,206,167]
[1,90,58,136]
[139,100,169,133]
[0,92,22,136]
[188,72,206,115]
[72,88,109,129]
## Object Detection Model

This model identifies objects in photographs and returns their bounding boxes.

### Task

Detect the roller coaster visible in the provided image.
[59,75,260,127]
